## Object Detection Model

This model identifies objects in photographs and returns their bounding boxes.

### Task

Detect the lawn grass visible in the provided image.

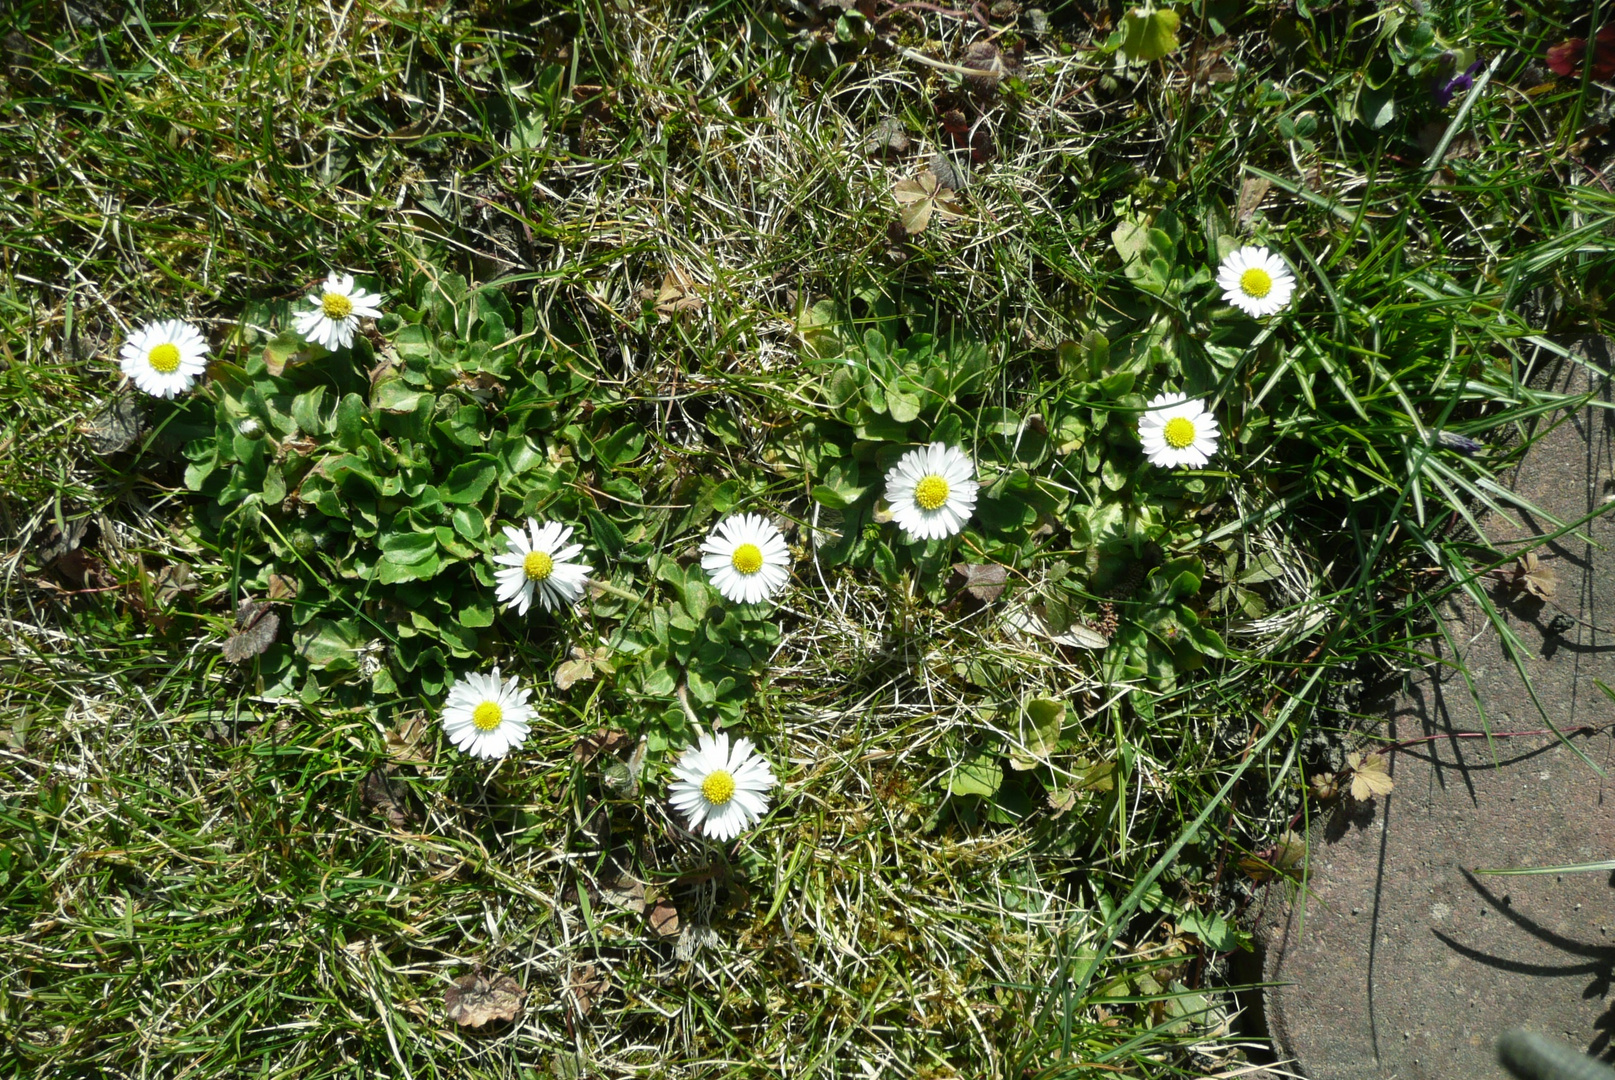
[2,0,1613,1077]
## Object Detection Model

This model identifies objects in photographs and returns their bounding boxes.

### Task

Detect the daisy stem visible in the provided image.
[587,579,644,603]
[675,682,702,728]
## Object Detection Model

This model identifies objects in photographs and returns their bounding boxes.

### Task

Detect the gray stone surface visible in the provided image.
[1263,353,1615,1080]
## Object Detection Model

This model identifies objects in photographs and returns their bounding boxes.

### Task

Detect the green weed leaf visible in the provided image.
[1121,7,1181,62]
[949,754,1005,797]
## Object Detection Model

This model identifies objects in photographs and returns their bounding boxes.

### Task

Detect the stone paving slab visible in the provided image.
[1262,351,1615,1080]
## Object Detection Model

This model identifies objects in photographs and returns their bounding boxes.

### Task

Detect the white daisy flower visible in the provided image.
[700,514,790,605]
[293,272,384,350]
[118,318,209,398]
[441,666,533,760]
[884,442,979,542]
[1217,246,1295,317]
[668,730,777,842]
[491,519,590,615]
[1138,392,1220,469]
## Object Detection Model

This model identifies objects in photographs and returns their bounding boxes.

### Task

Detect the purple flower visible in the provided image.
[1433,60,1485,107]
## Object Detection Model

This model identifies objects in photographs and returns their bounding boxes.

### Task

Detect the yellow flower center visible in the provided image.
[523,550,554,582]
[472,701,503,731]
[701,769,736,805]
[1163,417,1198,449]
[730,543,763,575]
[321,292,354,320]
[1239,267,1273,299]
[913,475,950,511]
[147,342,182,373]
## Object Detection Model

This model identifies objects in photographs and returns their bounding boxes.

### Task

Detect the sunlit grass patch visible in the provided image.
[2,0,1613,1077]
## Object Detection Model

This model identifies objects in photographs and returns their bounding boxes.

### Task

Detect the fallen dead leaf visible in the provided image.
[652,268,704,321]
[32,515,89,566]
[222,599,280,664]
[950,562,1009,606]
[1238,829,1306,882]
[555,645,615,690]
[1345,751,1393,802]
[863,116,910,157]
[573,727,632,762]
[153,563,198,605]
[361,767,416,829]
[567,964,608,1020]
[1235,175,1271,227]
[892,172,966,236]
[444,970,526,1028]
[267,573,298,601]
[84,394,143,454]
[385,715,432,766]
[647,896,680,937]
[599,870,647,914]
[960,39,1015,94]
[1506,550,1556,601]
[1003,604,1109,649]
[929,151,969,191]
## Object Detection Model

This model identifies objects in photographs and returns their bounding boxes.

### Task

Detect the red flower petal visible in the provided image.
[1548,38,1586,78]
[1596,27,1615,79]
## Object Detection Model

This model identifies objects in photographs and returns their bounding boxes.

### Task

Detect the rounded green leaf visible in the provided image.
[949,754,1005,797]
[1121,6,1180,62]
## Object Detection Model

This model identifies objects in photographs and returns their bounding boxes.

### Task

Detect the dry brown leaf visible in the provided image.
[385,716,432,766]
[267,573,299,601]
[555,645,615,690]
[929,151,969,192]
[84,394,143,454]
[960,39,1013,94]
[554,658,593,690]
[1508,550,1556,601]
[1003,604,1109,649]
[950,562,1009,605]
[42,546,103,589]
[573,727,631,762]
[647,897,680,937]
[1235,176,1271,227]
[32,516,89,566]
[1346,751,1394,801]
[153,563,198,605]
[361,767,415,829]
[599,871,647,914]
[863,116,910,157]
[1310,771,1341,802]
[567,964,608,1019]
[654,268,704,320]
[892,172,965,236]
[222,599,279,664]
[444,970,526,1028]
[1238,829,1306,882]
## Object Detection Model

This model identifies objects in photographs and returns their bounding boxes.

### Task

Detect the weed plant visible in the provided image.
[1,0,1612,1077]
